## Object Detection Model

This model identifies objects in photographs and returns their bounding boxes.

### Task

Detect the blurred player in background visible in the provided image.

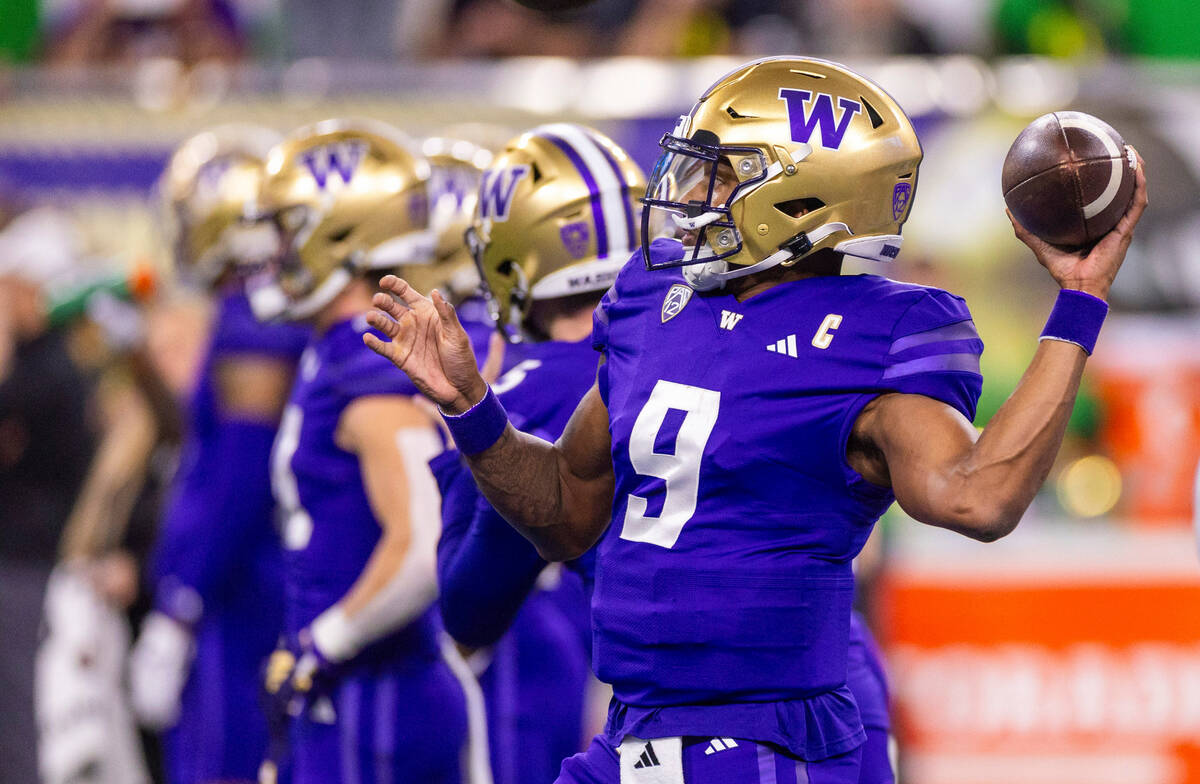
[418,136,509,362]
[249,119,487,784]
[128,125,310,784]
[365,56,1147,784]
[435,123,643,784]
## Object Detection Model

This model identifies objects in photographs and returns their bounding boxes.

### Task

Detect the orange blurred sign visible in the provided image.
[1088,316,1200,523]
[879,524,1200,784]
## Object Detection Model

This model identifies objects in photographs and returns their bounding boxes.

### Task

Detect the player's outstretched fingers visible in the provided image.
[371,291,408,322]
[364,310,401,340]
[379,275,426,307]
[431,290,463,330]
[362,330,391,359]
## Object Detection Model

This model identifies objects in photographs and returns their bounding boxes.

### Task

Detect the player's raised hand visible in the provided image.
[1009,146,1148,301]
[363,276,487,414]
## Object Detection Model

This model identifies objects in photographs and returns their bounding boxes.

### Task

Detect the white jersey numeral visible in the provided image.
[491,359,543,394]
[271,404,313,550]
[619,380,720,549]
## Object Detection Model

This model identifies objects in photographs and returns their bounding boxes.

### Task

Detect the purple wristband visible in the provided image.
[1039,289,1109,355]
[441,386,509,455]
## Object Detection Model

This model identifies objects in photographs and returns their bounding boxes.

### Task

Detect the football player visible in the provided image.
[432,122,899,784]
[364,57,1147,784]
[129,125,310,784]
[435,123,642,784]
[248,119,487,784]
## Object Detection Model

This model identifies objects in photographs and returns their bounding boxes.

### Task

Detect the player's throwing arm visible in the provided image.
[848,150,1147,541]
[364,277,614,561]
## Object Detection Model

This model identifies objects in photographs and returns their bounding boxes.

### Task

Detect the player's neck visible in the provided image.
[726,250,843,302]
[545,306,594,343]
[314,279,370,334]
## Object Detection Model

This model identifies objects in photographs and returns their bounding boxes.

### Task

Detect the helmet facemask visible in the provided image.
[642,132,770,272]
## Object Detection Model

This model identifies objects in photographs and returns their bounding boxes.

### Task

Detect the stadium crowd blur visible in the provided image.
[0,1,1198,784]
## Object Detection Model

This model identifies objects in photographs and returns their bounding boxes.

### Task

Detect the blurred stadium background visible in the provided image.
[1,1,1198,783]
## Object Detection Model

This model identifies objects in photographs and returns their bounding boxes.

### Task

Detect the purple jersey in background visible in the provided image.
[273,315,471,784]
[591,238,982,762]
[152,287,309,784]
[436,336,599,784]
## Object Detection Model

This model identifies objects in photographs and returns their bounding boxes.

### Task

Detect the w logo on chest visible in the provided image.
[719,310,743,330]
[778,89,862,150]
[478,165,529,222]
[301,141,368,189]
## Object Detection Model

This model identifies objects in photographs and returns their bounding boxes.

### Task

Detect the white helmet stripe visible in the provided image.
[537,123,631,259]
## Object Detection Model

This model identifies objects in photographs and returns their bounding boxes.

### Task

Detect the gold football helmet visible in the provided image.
[160,124,281,287]
[410,137,494,300]
[248,118,433,321]
[466,123,645,339]
[643,57,923,291]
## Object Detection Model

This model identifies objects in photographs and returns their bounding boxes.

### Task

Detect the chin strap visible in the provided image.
[683,221,851,292]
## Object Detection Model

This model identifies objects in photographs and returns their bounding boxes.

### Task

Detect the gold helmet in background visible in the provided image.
[248,118,433,321]
[410,137,494,300]
[160,124,281,287]
[467,123,645,339]
[643,57,923,291]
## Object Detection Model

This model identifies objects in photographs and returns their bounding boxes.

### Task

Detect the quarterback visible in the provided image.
[365,57,1147,784]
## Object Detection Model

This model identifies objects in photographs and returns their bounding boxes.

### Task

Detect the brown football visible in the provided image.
[1002,111,1137,247]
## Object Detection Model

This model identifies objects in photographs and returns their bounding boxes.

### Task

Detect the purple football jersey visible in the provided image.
[591,238,981,760]
[273,315,443,660]
[155,288,309,616]
[154,288,309,784]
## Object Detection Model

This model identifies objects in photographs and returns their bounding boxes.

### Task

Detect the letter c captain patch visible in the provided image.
[662,284,693,323]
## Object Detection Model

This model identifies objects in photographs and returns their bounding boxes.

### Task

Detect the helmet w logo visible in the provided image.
[778,89,862,150]
[301,141,368,189]
[478,165,529,222]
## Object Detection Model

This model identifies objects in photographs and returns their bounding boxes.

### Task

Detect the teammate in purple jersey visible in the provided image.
[365,57,1147,784]
[247,119,487,784]
[129,125,309,784]
[435,124,646,784]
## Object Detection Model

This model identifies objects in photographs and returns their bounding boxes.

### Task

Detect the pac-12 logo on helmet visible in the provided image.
[478,166,530,222]
[778,89,862,150]
[301,141,368,189]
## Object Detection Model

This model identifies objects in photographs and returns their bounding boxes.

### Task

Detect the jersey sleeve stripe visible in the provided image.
[881,352,982,380]
[888,319,979,354]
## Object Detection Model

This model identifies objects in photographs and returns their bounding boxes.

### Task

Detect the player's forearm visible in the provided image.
[463,425,608,561]
[940,339,1086,540]
[315,528,438,662]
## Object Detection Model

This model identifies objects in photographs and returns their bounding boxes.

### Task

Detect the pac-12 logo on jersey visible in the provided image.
[301,141,368,189]
[661,283,693,323]
[778,89,862,150]
[478,165,529,222]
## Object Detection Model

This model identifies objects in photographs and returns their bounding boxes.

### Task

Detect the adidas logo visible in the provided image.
[633,741,661,769]
[704,737,739,755]
[719,310,743,330]
[766,334,799,358]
